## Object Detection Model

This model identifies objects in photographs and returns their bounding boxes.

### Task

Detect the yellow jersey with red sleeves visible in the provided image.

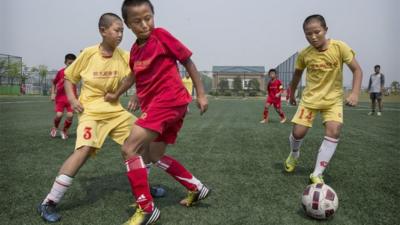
[295,39,355,109]
[64,45,131,119]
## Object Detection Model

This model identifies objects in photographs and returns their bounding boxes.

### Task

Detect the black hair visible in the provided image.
[268,69,277,74]
[98,13,122,30]
[121,0,154,22]
[65,53,76,61]
[303,14,327,30]
[374,65,381,69]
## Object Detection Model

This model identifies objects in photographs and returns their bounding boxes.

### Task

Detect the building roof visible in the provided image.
[212,66,265,73]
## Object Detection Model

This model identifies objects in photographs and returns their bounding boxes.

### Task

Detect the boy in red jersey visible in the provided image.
[50,54,77,139]
[260,69,286,124]
[104,1,210,224]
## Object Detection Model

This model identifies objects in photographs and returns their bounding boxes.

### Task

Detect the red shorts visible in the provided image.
[135,104,187,144]
[55,98,73,112]
[266,97,282,109]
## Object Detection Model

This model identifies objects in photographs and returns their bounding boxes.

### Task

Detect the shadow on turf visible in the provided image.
[59,172,211,212]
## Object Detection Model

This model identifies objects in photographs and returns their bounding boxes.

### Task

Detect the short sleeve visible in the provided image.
[53,70,62,85]
[295,51,306,70]
[338,41,355,64]
[154,28,192,63]
[64,49,89,84]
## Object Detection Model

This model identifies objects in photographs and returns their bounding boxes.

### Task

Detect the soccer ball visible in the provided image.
[301,183,339,220]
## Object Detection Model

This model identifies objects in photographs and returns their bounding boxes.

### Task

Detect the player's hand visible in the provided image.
[128,94,140,112]
[104,93,118,102]
[50,93,55,101]
[289,94,297,106]
[275,93,281,98]
[345,93,358,107]
[196,95,208,115]
[71,99,84,113]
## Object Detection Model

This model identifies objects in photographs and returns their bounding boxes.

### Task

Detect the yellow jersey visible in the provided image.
[182,76,193,95]
[65,45,131,119]
[295,39,355,109]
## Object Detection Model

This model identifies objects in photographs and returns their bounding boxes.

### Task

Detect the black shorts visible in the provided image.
[370,93,382,101]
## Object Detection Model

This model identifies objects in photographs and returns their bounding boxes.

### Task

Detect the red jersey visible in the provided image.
[267,79,283,101]
[53,68,77,101]
[129,28,192,111]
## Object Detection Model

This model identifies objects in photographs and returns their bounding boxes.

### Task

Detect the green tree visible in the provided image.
[38,65,48,95]
[218,79,229,93]
[7,62,22,85]
[391,81,399,95]
[248,79,260,91]
[233,76,242,91]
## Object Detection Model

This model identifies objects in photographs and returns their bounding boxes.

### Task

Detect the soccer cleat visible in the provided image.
[124,207,160,225]
[37,201,61,223]
[60,130,68,140]
[367,112,374,116]
[377,112,382,116]
[280,117,286,123]
[150,186,166,198]
[50,127,57,138]
[284,154,298,172]
[259,119,267,124]
[309,173,325,184]
[179,185,211,207]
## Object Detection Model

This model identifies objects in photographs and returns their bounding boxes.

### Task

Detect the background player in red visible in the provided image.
[260,69,286,124]
[50,53,77,139]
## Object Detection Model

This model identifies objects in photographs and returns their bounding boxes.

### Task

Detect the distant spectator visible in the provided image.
[368,65,385,116]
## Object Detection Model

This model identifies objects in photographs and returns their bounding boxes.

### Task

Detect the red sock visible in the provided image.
[125,156,153,212]
[54,117,61,128]
[156,155,202,191]
[263,108,269,120]
[63,118,73,131]
[277,107,285,119]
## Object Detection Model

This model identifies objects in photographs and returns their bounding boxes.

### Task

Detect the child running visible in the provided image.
[50,53,77,139]
[260,69,286,124]
[104,1,210,224]
[283,14,362,184]
[37,13,136,222]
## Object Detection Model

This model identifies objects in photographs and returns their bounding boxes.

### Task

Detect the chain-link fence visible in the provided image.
[0,54,23,95]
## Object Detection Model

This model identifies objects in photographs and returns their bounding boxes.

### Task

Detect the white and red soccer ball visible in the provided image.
[301,183,339,220]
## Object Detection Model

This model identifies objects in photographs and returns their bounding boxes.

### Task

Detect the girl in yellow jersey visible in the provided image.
[283,15,363,184]
[37,13,135,222]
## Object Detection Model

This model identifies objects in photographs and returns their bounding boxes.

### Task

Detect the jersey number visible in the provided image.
[299,109,313,121]
[83,127,92,140]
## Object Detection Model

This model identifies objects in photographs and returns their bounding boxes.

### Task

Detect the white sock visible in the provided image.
[289,133,303,159]
[43,174,73,205]
[312,136,338,176]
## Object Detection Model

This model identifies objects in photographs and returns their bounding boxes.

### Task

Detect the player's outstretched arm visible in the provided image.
[345,58,363,107]
[65,79,84,113]
[182,58,208,115]
[289,69,303,105]
[104,73,135,102]
[50,83,56,101]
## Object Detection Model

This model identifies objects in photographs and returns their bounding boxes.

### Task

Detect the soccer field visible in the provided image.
[0,96,399,225]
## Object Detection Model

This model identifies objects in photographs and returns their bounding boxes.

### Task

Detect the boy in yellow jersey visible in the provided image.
[284,14,362,184]
[37,13,135,223]
[182,74,193,112]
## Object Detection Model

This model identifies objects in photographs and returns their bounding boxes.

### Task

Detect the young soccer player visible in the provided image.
[50,54,77,139]
[104,1,210,224]
[283,14,362,184]
[368,65,385,116]
[260,69,286,124]
[182,74,193,112]
[37,13,136,223]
